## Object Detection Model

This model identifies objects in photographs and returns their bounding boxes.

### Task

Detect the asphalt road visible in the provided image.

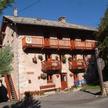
[1,90,108,108]
[40,91,108,108]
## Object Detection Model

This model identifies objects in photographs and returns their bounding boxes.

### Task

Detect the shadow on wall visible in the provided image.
[3,92,41,108]
[84,56,99,84]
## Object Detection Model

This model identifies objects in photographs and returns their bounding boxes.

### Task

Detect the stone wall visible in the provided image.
[2,25,19,98]
[18,36,47,96]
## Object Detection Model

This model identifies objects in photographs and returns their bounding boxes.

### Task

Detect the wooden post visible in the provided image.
[95,48,107,96]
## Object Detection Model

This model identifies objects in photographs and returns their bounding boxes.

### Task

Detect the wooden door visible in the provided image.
[47,75,53,83]
[61,73,67,90]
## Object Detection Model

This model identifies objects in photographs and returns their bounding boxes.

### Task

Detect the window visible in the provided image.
[28,80,31,84]
[47,75,53,83]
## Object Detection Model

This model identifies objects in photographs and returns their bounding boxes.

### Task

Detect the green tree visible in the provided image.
[97,8,108,64]
[97,7,108,96]
[0,46,13,75]
[0,0,14,13]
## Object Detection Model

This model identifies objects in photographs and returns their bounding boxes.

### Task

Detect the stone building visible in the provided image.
[0,16,97,99]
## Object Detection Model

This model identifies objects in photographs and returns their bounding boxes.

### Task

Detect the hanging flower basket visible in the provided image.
[56,74,59,78]
[40,73,47,80]
[68,57,72,62]
[38,76,41,79]
[38,55,43,61]
[61,55,66,63]
[32,56,37,64]
[55,56,59,60]
[70,74,73,77]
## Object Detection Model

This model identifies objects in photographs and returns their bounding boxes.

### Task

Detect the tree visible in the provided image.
[98,8,108,37]
[0,0,14,13]
[97,7,108,96]
[0,46,13,75]
[97,7,108,66]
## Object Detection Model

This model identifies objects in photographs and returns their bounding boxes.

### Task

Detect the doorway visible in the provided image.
[61,73,67,90]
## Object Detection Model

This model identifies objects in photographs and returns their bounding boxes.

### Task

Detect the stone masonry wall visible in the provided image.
[2,26,19,98]
[17,36,47,96]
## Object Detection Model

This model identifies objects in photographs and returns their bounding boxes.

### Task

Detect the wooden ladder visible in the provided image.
[4,75,18,100]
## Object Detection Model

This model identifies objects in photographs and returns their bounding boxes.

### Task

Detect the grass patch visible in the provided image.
[82,84,100,90]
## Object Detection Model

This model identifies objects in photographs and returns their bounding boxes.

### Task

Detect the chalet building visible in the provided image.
[0,16,97,100]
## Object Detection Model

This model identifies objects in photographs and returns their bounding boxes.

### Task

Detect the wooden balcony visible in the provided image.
[41,59,62,72]
[69,59,86,71]
[49,38,59,48]
[59,39,71,49]
[22,36,44,49]
[22,36,96,50]
[74,40,85,49]
[85,40,96,50]
[74,40,96,50]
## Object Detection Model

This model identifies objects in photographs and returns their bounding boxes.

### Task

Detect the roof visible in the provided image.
[3,16,97,31]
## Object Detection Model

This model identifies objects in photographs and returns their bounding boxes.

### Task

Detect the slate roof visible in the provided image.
[3,16,97,31]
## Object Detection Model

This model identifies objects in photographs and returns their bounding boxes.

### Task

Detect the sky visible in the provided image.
[0,0,108,28]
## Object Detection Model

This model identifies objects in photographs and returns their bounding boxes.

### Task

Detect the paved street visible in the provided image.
[1,90,108,108]
[40,91,108,108]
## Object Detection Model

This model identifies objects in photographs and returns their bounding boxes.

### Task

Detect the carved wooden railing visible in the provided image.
[22,36,96,50]
[22,36,44,49]
[69,59,86,71]
[41,59,62,72]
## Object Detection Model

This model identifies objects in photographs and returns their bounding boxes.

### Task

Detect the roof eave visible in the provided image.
[3,16,98,32]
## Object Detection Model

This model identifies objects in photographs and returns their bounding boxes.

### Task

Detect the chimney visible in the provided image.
[58,16,66,23]
[13,7,18,17]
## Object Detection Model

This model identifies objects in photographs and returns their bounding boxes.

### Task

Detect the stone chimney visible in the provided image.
[58,16,66,23]
[13,7,18,17]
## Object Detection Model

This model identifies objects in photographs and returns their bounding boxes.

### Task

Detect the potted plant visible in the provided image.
[61,55,66,63]
[56,74,59,78]
[68,57,72,62]
[38,55,43,61]
[40,73,47,80]
[55,56,59,60]
[32,55,37,64]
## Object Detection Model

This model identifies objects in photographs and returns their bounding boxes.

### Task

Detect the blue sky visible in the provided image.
[0,0,108,28]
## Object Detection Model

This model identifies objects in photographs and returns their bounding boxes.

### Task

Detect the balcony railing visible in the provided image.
[22,36,44,49]
[59,39,71,49]
[22,36,96,50]
[41,59,62,72]
[69,59,86,71]
[49,38,59,48]
[85,40,96,50]
[74,40,85,49]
